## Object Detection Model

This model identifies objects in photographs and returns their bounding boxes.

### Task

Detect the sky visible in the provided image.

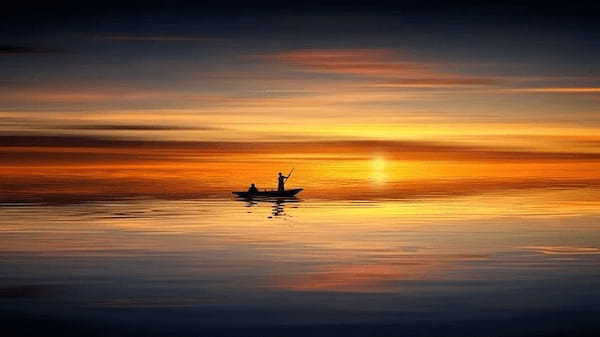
[2,1,600,201]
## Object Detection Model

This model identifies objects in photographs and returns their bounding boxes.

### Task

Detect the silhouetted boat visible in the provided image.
[232,188,303,198]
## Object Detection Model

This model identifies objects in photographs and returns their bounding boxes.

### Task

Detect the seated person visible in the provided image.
[248,183,258,193]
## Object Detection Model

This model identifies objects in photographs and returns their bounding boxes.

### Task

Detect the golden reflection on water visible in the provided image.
[2,187,600,294]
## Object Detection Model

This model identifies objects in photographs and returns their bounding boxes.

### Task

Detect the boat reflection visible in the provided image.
[237,197,301,218]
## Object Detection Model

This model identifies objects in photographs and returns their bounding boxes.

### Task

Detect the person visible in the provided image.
[277,172,289,192]
[248,183,258,193]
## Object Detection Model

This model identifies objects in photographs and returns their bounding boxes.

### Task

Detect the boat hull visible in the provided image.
[232,188,303,198]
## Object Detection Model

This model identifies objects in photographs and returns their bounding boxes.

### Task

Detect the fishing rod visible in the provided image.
[285,168,294,182]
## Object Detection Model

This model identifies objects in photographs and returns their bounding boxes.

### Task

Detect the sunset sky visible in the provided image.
[2,1,600,201]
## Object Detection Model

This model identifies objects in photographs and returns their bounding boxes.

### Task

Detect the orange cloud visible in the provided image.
[0,89,223,104]
[508,87,600,93]
[261,49,495,86]
[264,49,426,77]
[372,78,498,87]
[3,136,600,163]
[522,246,600,255]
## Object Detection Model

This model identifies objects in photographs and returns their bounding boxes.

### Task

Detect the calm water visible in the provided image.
[2,189,600,336]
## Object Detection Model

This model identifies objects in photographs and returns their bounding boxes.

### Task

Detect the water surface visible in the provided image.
[2,189,600,336]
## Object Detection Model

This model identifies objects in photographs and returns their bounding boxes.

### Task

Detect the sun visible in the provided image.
[370,156,388,185]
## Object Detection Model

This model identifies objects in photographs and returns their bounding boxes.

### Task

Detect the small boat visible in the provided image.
[232,188,303,198]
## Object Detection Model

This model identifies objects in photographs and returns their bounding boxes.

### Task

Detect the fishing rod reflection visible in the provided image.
[238,197,301,218]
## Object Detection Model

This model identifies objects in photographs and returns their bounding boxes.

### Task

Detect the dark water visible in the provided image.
[2,189,600,336]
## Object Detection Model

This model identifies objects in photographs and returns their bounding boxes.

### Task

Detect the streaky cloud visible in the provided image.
[0,45,64,54]
[507,87,600,93]
[260,49,497,87]
[99,35,224,42]
[373,78,498,87]
[2,135,600,162]
[521,246,600,255]
[260,49,426,77]
[52,124,223,131]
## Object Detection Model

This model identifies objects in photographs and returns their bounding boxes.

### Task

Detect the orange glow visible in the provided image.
[2,139,600,202]
[509,87,600,93]
[274,264,431,292]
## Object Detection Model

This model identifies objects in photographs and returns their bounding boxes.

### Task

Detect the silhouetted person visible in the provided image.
[248,183,258,193]
[277,172,289,192]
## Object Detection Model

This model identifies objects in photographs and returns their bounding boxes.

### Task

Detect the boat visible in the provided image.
[232,188,303,198]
